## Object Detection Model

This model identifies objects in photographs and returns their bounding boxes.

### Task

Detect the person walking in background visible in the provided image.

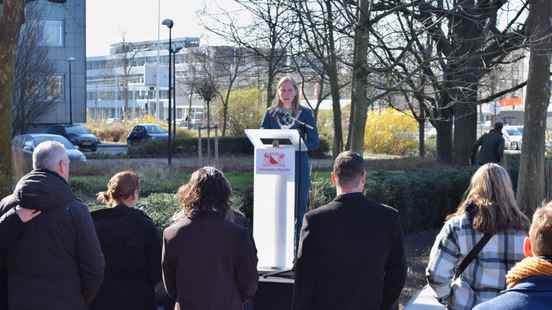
[474,202,552,310]
[0,141,105,310]
[90,171,161,310]
[471,122,505,165]
[260,76,320,249]
[426,163,529,309]
[293,151,407,310]
[162,167,258,310]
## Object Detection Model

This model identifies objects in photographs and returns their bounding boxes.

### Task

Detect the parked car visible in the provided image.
[44,124,99,152]
[127,124,168,145]
[503,125,523,150]
[12,134,87,172]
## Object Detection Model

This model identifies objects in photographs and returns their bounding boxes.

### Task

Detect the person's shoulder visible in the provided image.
[298,105,314,117]
[472,292,518,310]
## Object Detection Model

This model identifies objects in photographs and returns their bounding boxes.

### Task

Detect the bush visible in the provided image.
[128,136,254,157]
[86,115,197,143]
[309,136,331,158]
[364,108,418,155]
[238,167,475,233]
[215,87,264,137]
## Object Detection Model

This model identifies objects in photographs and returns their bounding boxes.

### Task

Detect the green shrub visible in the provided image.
[238,167,475,233]
[128,136,253,157]
[309,136,331,158]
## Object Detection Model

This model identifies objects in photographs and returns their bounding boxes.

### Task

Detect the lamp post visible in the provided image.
[67,57,75,124]
[162,18,174,165]
[171,44,183,146]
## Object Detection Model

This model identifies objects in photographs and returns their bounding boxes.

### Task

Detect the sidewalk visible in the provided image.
[405,286,445,310]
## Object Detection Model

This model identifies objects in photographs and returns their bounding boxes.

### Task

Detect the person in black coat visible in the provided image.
[162,167,258,310]
[293,151,407,310]
[91,171,162,310]
[0,141,105,310]
[0,197,41,310]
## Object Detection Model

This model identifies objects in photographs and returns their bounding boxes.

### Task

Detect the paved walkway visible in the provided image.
[405,286,445,310]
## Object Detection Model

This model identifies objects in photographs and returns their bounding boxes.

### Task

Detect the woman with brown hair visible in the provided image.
[91,171,161,310]
[426,163,529,309]
[162,166,258,310]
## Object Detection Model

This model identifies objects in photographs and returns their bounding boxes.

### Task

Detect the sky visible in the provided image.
[86,0,242,57]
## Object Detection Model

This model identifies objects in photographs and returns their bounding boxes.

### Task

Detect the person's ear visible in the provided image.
[523,237,533,257]
[330,171,337,186]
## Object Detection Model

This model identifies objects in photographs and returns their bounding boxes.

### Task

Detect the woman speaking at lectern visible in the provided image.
[260,76,320,247]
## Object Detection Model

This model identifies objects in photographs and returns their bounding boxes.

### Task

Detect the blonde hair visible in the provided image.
[272,76,300,116]
[97,171,140,206]
[529,202,552,256]
[448,163,529,234]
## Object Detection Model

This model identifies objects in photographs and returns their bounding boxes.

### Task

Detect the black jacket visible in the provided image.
[0,169,105,310]
[162,211,258,310]
[471,129,505,164]
[293,192,407,310]
[0,197,26,310]
[90,205,162,310]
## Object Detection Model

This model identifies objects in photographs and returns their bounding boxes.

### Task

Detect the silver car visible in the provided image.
[12,134,87,172]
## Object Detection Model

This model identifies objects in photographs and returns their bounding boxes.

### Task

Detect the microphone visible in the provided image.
[274,107,291,118]
[273,107,294,126]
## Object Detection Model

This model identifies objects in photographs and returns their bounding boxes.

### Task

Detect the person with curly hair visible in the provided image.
[162,167,258,310]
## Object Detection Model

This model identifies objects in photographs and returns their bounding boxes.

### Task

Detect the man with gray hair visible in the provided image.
[0,141,105,310]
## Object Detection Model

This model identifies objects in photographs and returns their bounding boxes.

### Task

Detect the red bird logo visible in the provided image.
[264,152,285,166]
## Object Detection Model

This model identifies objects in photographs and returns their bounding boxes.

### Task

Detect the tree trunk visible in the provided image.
[450,2,483,165]
[517,0,552,215]
[418,117,426,158]
[323,0,343,158]
[435,116,453,164]
[347,0,371,153]
[0,0,25,197]
[452,82,478,165]
[266,58,275,108]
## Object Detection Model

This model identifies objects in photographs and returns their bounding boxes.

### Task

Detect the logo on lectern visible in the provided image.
[263,152,286,167]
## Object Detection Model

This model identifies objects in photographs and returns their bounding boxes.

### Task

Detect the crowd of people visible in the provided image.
[0,76,550,310]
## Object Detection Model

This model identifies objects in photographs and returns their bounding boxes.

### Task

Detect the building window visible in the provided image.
[46,75,64,100]
[41,20,64,47]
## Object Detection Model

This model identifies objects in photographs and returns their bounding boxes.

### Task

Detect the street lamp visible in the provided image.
[67,56,75,124]
[162,18,174,165]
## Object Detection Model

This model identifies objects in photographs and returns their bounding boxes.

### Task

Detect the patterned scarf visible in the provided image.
[505,256,552,288]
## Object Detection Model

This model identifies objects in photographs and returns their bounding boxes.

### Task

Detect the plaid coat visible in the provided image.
[426,212,526,310]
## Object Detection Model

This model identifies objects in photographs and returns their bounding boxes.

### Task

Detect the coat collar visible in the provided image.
[505,275,552,293]
[334,192,364,202]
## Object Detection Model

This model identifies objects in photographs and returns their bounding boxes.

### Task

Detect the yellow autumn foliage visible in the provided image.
[364,108,418,155]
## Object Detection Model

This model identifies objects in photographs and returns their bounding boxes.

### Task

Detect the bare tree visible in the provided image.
[113,36,138,120]
[363,0,529,163]
[517,0,552,214]
[196,77,218,155]
[190,46,256,136]
[202,0,294,107]
[286,0,350,156]
[0,0,26,196]
[12,2,58,135]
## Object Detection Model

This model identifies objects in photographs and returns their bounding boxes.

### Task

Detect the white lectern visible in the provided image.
[245,129,308,271]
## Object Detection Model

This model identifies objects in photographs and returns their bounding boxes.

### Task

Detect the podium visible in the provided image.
[245,129,307,272]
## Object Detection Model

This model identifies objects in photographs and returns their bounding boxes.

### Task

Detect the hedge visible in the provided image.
[78,166,481,233]
[127,135,331,158]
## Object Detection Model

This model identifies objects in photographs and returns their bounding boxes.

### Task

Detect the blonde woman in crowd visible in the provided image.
[426,163,529,309]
